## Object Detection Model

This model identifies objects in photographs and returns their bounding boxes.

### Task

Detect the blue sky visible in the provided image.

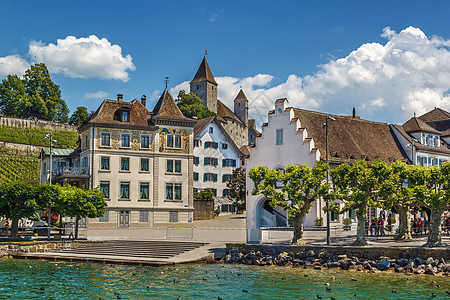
[1,0,449,125]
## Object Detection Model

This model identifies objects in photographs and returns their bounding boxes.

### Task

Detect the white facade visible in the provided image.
[193,118,242,212]
[246,99,323,243]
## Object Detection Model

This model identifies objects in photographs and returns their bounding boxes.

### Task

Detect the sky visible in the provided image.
[0,0,449,127]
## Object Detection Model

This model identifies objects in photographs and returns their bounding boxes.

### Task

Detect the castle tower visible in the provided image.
[190,57,218,113]
[233,89,248,126]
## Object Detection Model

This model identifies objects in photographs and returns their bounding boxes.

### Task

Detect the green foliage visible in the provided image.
[0,63,69,122]
[0,181,37,220]
[194,189,214,202]
[61,185,107,219]
[175,90,216,119]
[70,106,89,127]
[0,125,78,148]
[343,218,352,226]
[0,148,40,184]
[249,161,330,244]
[314,217,323,227]
[226,167,246,213]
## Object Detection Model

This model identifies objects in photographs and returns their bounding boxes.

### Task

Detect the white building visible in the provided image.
[193,116,243,213]
[246,98,407,243]
[41,90,196,228]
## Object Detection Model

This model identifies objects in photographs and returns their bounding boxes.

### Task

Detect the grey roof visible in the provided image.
[41,147,74,156]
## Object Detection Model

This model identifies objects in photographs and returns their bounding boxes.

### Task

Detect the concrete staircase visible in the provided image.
[56,240,206,259]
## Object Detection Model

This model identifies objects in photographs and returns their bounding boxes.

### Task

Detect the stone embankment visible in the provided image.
[220,246,450,276]
[0,241,74,257]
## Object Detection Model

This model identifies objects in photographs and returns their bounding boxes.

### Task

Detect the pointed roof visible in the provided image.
[419,107,450,123]
[217,100,244,125]
[403,117,441,135]
[152,88,192,121]
[190,57,218,85]
[194,116,215,138]
[234,89,248,102]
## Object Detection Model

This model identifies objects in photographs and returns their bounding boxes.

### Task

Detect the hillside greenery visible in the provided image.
[0,148,40,185]
[0,125,78,148]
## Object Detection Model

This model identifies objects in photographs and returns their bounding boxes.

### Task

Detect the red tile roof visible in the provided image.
[152,89,193,122]
[419,107,450,123]
[234,89,248,102]
[403,117,441,134]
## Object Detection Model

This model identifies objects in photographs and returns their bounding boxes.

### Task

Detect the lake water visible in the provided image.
[0,258,449,299]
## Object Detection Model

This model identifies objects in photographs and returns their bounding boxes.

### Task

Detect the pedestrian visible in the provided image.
[411,218,416,234]
[417,217,424,234]
[370,218,377,236]
[365,220,369,236]
[378,218,385,236]
[3,220,9,237]
[423,218,428,234]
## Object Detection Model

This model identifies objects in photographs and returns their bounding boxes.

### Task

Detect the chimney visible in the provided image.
[141,95,146,107]
[117,94,123,102]
[352,107,356,118]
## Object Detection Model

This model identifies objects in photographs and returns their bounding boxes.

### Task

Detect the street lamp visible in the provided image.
[45,133,57,240]
[323,115,335,246]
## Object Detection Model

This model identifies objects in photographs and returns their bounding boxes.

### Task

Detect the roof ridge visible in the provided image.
[152,88,193,121]
[292,108,389,125]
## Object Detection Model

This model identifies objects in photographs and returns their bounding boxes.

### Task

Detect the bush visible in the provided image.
[343,218,352,226]
[314,217,323,227]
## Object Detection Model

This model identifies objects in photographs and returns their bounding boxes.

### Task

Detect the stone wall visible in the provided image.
[0,116,77,132]
[226,243,450,260]
[194,199,214,220]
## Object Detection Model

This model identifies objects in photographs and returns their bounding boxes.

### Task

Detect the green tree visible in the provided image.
[226,167,246,213]
[176,90,216,119]
[0,63,69,122]
[70,106,89,127]
[0,75,28,118]
[0,181,38,239]
[331,159,389,245]
[410,163,450,247]
[249,162,330,245]
[378,160,415,240]
[61,185,107,239]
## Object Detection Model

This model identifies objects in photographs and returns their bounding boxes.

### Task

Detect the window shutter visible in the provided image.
[204,173,208,182]
[204,142,208,149]
[213,174,218,182]
[204,157,208,165]
[232,159,236,167]
[222,159,226,167]
[214,158,218,166]
[214,142,218,149]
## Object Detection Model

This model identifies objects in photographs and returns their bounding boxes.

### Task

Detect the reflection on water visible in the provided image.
[0,258,449,299]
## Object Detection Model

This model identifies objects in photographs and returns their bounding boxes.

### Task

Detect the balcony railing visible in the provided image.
[52,167,88,178]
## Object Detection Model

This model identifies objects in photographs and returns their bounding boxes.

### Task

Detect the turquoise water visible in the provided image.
[0,258,449,299]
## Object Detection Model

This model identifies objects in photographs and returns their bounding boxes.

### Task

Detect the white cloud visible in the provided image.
[29,35,135,81]
[83,91,109,99]
[0,55,30,77]
[171,26,450,126]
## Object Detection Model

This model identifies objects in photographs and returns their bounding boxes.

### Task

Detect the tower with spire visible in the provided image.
[233,89,248,126]
[190,57,218,113]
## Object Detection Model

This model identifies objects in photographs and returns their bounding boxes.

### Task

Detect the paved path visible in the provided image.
[12,241,225,266]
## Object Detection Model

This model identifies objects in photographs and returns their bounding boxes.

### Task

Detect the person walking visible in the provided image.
[416,218,423,234]
[387,214,392,233]
[378,218,385,236]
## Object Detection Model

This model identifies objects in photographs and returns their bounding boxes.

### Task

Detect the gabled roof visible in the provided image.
[293,108,407,163]
[217,100,245,126]
[152,88,193,122]
[248,119,260,135]
[190,57,218,85]
[240,145,251,158]
[194,116,243,156]
[403,117,441,135]
[194,116,215,138]
[84,98,153,128]
[392,124,450,154]
[234,89,248,102]
[419,107,450,123]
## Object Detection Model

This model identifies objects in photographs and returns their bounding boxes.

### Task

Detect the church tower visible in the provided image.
[233,89,248,126]
[190,57,218,113]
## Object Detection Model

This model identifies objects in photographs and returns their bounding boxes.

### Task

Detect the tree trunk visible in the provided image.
[10,218,19,240]
[291,212,306,245]
[354,213,367,245]
[394,204,412,240]
[75,216,79,240]
[423,208,445,247]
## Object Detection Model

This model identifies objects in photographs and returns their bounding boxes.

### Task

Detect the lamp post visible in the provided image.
[45,133,56,240]
[324,115,335,246]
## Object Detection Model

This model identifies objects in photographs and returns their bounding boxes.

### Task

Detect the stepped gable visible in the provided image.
[87,98,151,127]
[402,117,441,135]
[418,107,450,123]
[234,89,248,102]
[392,124,450,154]
[194,116,215,138]
[217,100,244,125]
[293,108,407,163]
[190,57,218,85]
[152,88,193,122]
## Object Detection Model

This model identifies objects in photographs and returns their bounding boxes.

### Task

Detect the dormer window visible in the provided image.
[421,133,439,147]
[114,108,131,122]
